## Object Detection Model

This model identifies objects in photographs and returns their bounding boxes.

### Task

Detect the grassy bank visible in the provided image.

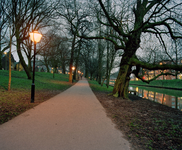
[89,80,182,150]
[88,80,113,92]
[130,79,182,89]
[0,70,73,124]
[130,85,182,97]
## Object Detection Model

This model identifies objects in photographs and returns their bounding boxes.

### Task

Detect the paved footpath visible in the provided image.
[0,78,132,150]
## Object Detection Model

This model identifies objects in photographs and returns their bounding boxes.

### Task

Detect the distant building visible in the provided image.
[137,59,182,80]
[14,62,24,71]
[1,52,16,70]
[31,58,48,72]
[35,66,47,72]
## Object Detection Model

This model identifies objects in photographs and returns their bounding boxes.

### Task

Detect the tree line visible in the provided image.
[1,0,182,98]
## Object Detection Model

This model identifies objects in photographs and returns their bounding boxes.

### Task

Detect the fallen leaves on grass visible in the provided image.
[0,89,62,124]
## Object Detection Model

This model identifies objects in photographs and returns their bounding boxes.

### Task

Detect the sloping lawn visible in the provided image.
[0,70,73,124]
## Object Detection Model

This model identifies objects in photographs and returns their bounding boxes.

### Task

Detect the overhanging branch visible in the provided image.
[132,70,176,84]
[130,57,182,71]
[78,34,125,51]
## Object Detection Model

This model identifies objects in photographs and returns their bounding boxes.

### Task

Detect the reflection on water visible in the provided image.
[109,81,115,86]
[129,86,182,111]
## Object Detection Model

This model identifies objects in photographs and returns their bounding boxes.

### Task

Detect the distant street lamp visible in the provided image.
[29,31,42,103]
[4,52,7,70]
[72,67,75,83]
[81,72,83,80]
[77,70,80,80]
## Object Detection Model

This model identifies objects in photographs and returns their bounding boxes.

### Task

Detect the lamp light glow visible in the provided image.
[29,31,42,43]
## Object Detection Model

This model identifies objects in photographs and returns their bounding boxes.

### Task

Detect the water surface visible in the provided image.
[129,85,182,111]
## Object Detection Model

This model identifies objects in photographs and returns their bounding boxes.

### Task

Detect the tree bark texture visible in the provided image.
[16,37,32,79]
[113,63,130,98]
[0,52,2,70]
[8,27,12,91]
[112,36,140,98]
[69,34,76,83]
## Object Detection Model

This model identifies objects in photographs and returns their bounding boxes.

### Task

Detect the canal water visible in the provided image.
[129,85,182,111]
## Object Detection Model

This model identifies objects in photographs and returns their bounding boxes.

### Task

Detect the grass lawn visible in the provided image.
[0,70,73,124]
[130,79,182,89]
[88,80,113,92]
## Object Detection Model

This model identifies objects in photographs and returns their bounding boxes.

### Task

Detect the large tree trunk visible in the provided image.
[97,43,103,84]
[106,73,111,88]
[85,63,88,78]
[69,58,73,82]
[74,41,81,80]
[112,50,134,99]
[28,57,32,72]
[0,14,1,70]
[16,38,32,79]
[101,76,106,86]
[8,52,11,91]
[45,63,50,73]
[112,63,130,98]
[106,45,115,88]
[44,58,50,73]
[97,8,103,84]
[0,52,2,70]
[112,25,141,98]
[69,34,76,83]
[62,61,66,74]
[90,73,93,80]
[8,27,12,91]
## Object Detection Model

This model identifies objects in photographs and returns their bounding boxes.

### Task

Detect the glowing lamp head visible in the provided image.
[29,31,42,43]
[72,67,75,70]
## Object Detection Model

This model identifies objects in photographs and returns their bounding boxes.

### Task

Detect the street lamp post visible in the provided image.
[29,31,42,103]
[72,67,75,83]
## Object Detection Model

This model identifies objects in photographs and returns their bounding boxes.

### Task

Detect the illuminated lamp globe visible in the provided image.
[29,31,42,43]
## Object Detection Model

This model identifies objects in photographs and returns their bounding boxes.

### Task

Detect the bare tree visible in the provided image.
[0,0,11,69]
[39,30,70,75]
[77,0,182,98]
[2,0,58,79]
[57,0,92,82]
